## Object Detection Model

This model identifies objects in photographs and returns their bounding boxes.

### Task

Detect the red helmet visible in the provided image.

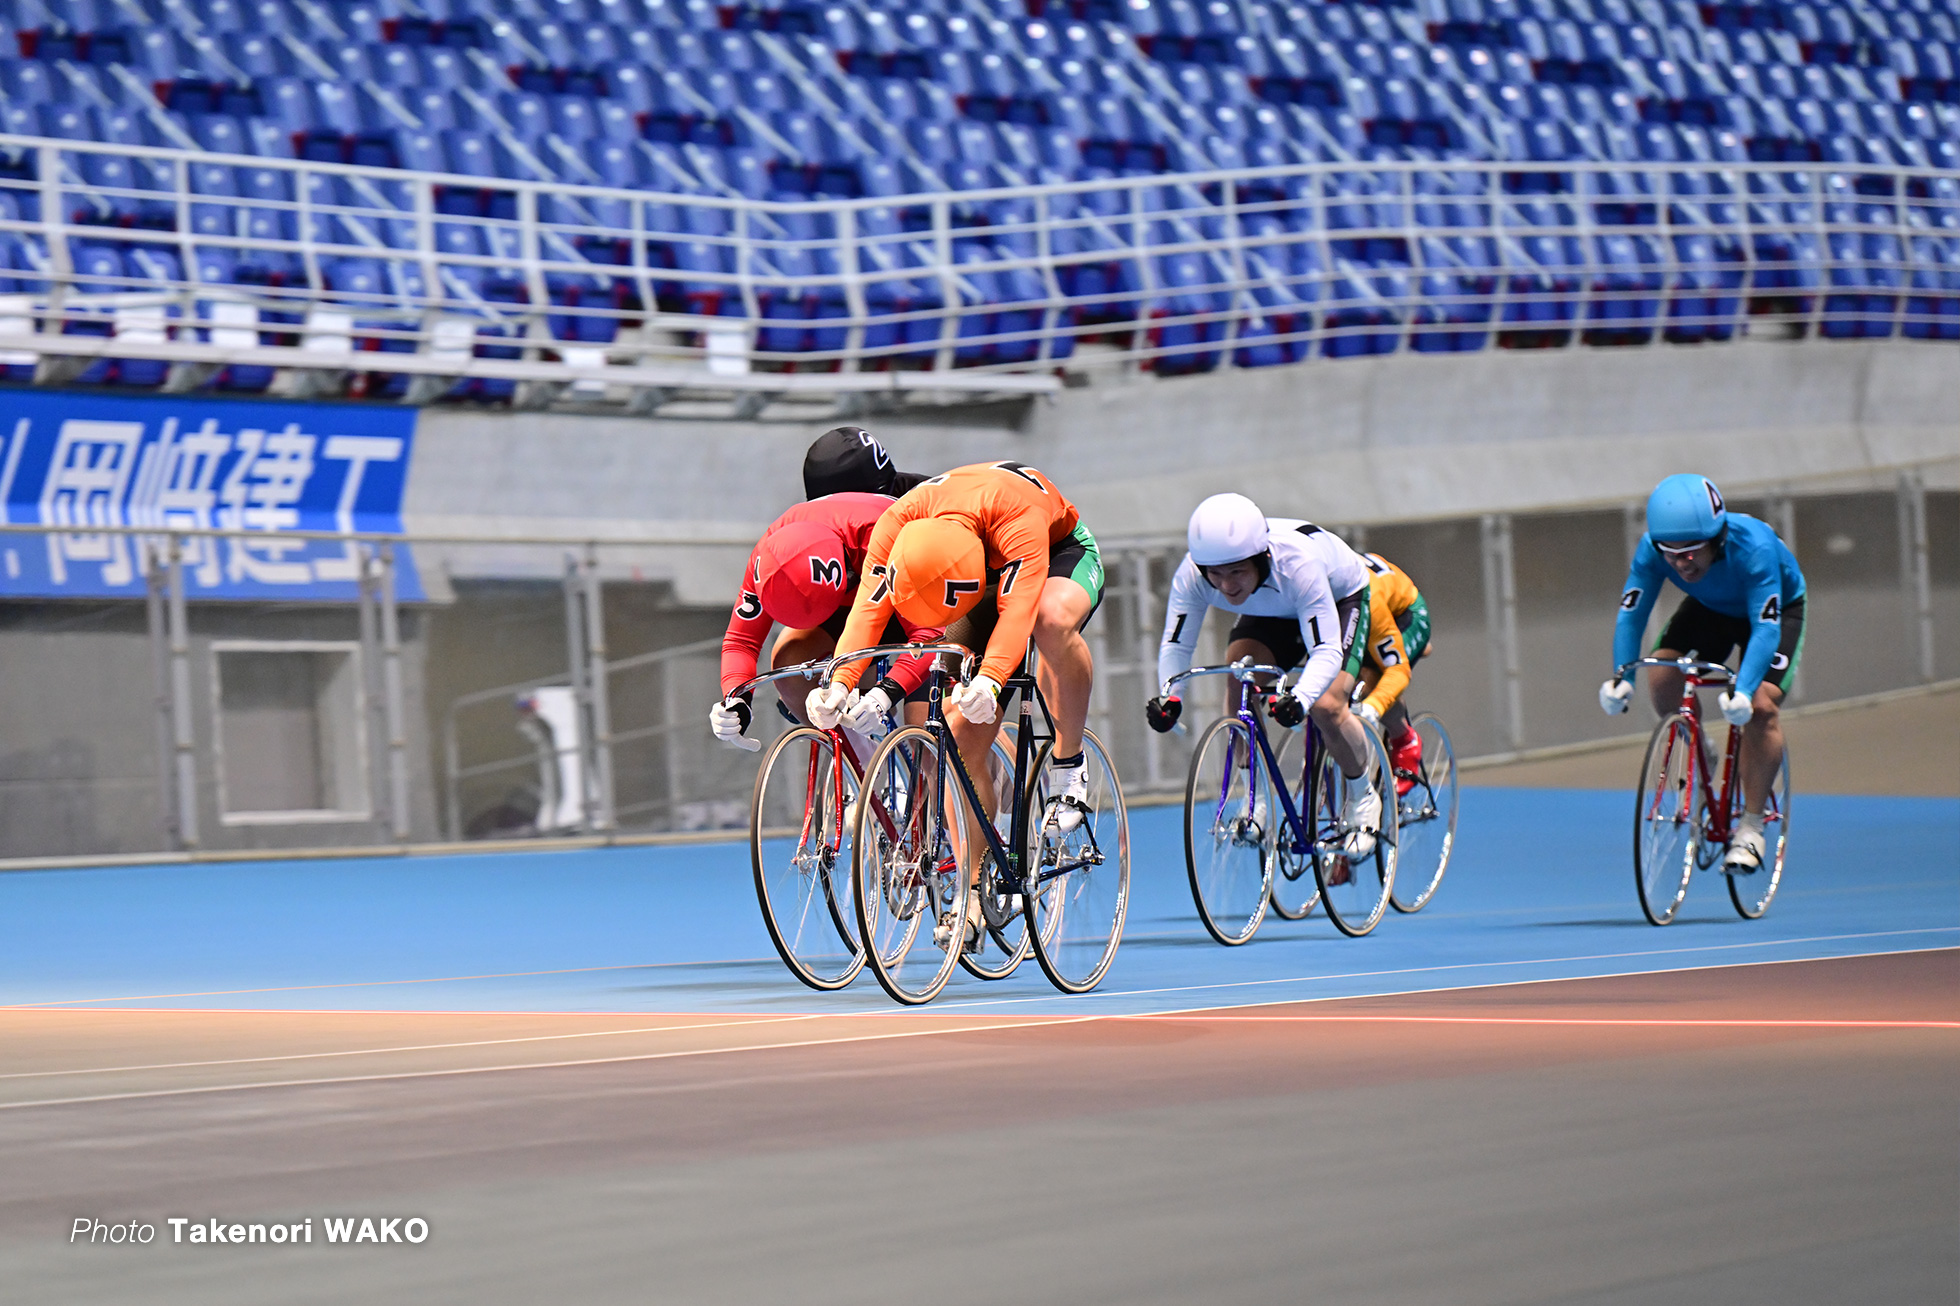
[754,520,852,631]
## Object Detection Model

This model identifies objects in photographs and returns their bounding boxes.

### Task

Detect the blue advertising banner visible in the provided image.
[0,392,421,601]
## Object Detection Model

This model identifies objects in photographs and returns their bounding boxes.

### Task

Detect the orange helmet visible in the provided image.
[886,518,986,629]
[754,520,851,631]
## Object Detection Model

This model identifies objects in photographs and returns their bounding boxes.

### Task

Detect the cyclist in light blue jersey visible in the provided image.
[1599,474,1807,871]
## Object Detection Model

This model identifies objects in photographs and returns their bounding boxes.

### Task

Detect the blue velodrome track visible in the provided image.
[4,788,1953,1016]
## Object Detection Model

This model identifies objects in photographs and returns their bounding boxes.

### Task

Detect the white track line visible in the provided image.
[3,947,1952,1109]
[0,1016,1100,1112]
[923,928,1960,1013]
[0,1013,846,1080]
[0,957,783,1010]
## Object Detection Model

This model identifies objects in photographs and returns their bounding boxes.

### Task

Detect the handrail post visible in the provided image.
[931,195,957,373]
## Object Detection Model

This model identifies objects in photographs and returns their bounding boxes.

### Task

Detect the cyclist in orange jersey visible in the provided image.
[1351,552,1434,795]
[808,461,1105,953]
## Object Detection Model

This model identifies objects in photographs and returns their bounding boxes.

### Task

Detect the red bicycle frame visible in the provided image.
[1648,666,1744,850]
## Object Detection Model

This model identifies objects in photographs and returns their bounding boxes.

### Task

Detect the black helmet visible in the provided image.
[802,426,925,499]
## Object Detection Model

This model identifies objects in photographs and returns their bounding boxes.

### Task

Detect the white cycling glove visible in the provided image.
[1356,701,1382,730]
[950,674,1001,726]
[1599,678,1633,716]
[840,686,895,738]
[1718,690,1753,727]
[708,696,750,744]
[807,680,850,730]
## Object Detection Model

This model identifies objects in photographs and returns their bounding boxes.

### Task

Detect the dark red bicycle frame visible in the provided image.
[1647,667,1753,849]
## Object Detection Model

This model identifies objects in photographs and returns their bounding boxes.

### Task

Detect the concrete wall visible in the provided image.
[0,604,437,860]
[405,338,1960,605]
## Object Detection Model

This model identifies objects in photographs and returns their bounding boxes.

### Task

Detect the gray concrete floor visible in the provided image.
[4,955,1954,1306]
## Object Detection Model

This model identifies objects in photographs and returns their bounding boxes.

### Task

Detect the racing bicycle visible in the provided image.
[740,657,1018,991]
[841,641,1130,1005]
[1622,654,1790,925]
[1172,660,1399,943]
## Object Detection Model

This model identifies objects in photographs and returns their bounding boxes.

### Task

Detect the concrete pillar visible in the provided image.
[1765,493,1802,700]
[582,545,617,832]
[145,544,180,851]
[1480,514,1524,751]
[165,536,199,849]
[1898,469,1935,683]
[356,544,387,835]
[1133,548,1165,790]
[380,542,411,842]
[563,553,593,832]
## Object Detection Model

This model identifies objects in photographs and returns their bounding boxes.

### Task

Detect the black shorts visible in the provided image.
[1655,595,1806,694]
[1227,586,1371,680]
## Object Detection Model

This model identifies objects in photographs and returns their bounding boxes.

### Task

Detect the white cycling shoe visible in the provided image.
[1045,761,1092,835]
[933,897,984,955]
[1342,781,1382,860]
[1724,818,1766,873]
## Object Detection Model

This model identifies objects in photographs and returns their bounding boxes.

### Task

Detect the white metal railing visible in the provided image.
[0,132,1955,406]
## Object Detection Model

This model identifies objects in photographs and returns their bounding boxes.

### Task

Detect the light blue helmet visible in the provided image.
[1645,474,1727,545]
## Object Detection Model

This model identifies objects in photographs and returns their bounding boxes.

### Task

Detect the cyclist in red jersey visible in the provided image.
[709,492,939,748]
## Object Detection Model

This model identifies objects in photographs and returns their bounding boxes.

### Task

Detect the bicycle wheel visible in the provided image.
[1025,728,1130,993]
[1390,712,1458,914]
[1184,716,1274,945]
[1265,726,1319,922]
[1633,716,1704,926]
[1727,748,1791,920]
[960,728,1033,981]
[751,726,863,991]
[853,725,967,1005]
[1311,723,1399,938]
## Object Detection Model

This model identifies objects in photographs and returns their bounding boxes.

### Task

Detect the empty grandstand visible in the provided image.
[0,0,1954,410]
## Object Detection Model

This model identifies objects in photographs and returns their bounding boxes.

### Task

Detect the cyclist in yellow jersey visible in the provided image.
[1352,552,1433,795]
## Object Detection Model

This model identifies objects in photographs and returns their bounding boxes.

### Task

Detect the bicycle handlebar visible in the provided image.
[1618,655,1735,684]
[1165,660,1298,691]
[823,642,980,686]
[725,658,831,702]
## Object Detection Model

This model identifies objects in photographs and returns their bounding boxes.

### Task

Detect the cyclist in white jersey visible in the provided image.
[1146,494,1382,857]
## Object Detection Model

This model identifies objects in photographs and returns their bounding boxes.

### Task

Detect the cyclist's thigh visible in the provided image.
[1228,614,1309,673]
[945,586,1001,665]
[1035,573,1095,642]
[771,625,838,670]
[1653,596,1745,665]
[1045,523,1106,631]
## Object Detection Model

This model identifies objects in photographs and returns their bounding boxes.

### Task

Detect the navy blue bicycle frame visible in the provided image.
[1217,676,1321,858]
[919,661,1048,896]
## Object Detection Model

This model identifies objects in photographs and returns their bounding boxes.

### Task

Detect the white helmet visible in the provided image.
[1188,494,1271,567]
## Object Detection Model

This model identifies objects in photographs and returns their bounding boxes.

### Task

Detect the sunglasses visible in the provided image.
[1656,540,1711,559]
